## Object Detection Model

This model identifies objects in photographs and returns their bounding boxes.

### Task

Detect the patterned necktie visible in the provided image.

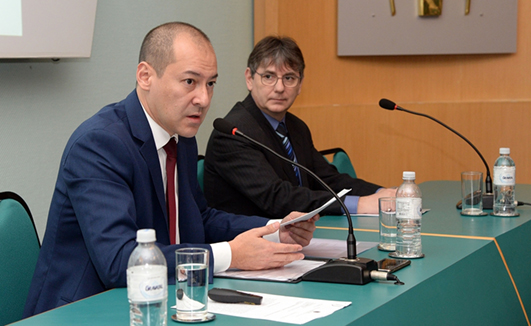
[276,122,301,185]
[163,138,177,244]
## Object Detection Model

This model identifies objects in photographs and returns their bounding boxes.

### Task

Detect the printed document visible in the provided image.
[281,188,351,226]
[207,291,351,324]
[214,238,378,282]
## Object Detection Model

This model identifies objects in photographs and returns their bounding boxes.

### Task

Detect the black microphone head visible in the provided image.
[379,98,396,111]
[213,118,236,135]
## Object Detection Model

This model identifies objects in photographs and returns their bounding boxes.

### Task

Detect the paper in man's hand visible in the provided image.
[280,188,351,227]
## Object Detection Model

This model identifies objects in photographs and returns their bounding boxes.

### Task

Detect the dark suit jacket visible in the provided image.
[24,90,267,317]
[204,94,381,218]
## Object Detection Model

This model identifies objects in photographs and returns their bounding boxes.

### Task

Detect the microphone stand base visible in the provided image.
[302,257,378,285]
[482,193,493,210]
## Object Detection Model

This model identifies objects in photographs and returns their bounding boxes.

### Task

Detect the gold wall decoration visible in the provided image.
[419,0,442,16]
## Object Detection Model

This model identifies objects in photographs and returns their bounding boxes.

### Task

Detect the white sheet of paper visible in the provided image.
[281,188,352,226]
[215,259,326,282]
[214,238,378,283]
[207,291,351,325]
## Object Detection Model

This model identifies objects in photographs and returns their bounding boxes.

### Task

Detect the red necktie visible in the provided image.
[163,138,177,244]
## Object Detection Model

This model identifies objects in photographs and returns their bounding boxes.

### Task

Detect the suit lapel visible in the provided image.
[175,136,206,244]
[124,91,166,214]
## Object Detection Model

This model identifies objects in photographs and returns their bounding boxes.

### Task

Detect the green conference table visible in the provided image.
[12,181,531,325]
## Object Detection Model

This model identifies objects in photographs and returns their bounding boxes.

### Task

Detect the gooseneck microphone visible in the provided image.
[378,99,493,210]
[213,118,402,285]
[214,118,358,258]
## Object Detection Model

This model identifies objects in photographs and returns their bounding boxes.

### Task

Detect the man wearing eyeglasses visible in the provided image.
[204,36,396,219]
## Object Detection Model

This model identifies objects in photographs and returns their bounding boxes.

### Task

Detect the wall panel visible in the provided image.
[254,0,531,187]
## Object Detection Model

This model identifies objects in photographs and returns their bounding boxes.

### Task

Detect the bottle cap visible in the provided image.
[499,147,510,155]
[136,229,156,243]
[402,171,416,180]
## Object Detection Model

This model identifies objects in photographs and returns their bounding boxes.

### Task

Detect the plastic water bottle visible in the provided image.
[493,148,517,216]
[127,229,168,326]
[393,171,424,258]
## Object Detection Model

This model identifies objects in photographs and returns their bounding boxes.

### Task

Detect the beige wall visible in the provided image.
[254,0,531,188]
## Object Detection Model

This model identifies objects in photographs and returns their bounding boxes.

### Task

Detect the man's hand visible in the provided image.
[228,222,304,271]
[357,188,397,214]
[278,211,319,246]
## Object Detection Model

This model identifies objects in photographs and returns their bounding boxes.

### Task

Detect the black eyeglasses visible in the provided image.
[254,71,301,88]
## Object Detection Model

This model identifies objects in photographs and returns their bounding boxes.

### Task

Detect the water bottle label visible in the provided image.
[396,197,422,220]
[127,265,168,302]
[493,166,515,186]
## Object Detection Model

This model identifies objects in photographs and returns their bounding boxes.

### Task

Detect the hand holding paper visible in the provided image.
[280,189,352,227]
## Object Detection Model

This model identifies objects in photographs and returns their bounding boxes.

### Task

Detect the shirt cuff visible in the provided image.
[344,195,360,214]
[211,242,231,274]
[212,219,282,274]
[263,219,281,243]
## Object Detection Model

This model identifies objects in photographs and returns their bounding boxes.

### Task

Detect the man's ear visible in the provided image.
[244,67,253,92]
[296,77,303,96]
[137,62,154,90]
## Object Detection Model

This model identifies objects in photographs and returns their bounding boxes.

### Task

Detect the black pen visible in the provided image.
[208,288,263,305]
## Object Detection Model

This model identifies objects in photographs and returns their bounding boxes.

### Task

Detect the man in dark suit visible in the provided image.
[24,23,318,317]
[204,36,396,219]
